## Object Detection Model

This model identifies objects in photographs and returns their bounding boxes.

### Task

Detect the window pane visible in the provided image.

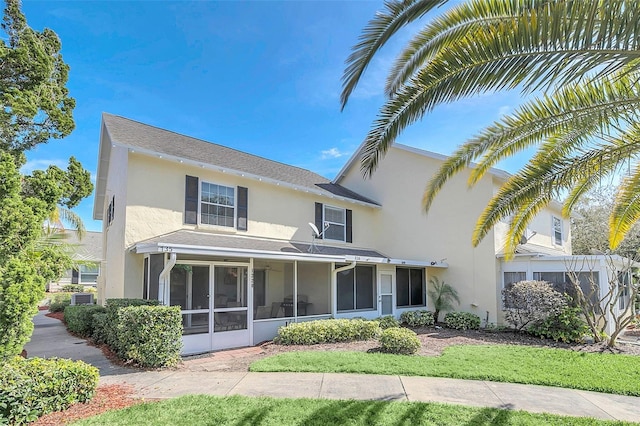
[337,268,355,311]
[325,224,345,241]
[355,266,374,309]
[410,269,424,306]
[324,206,345,224]
[533,272,567,293]
[396,268,410,307]
[503,272,526,289]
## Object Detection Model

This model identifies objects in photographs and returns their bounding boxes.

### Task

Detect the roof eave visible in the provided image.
[122,143,381,208]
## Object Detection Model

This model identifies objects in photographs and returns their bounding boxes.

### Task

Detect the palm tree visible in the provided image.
[428,277,460,323]
[341,0,640,257]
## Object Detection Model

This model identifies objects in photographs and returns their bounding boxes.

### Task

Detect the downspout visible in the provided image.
[332,261,356,315]
[158,252,177,305]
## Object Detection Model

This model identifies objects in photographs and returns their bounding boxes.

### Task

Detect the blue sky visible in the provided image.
[20,0,527,232]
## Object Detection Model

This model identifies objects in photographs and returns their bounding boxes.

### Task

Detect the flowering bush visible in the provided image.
[443,312,481,330]
[379,327,421,355]
[400,310,435,327]
[276,319,380,345]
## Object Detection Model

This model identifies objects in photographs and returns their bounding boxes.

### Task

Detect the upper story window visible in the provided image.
[106,195,115,227]
[552,216,563,245]
[185,175,248,231]
[314,202,352,243]
[201,182,235,227]
[324,205,346,241]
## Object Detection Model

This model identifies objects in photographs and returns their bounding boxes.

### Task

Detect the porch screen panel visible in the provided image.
[148,254,164,301]
[355,266,375,310]
[297,262,330,316]
[337,268,355,311]
[396,268,410,307]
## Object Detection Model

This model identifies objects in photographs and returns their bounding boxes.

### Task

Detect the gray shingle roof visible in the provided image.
[102,113,379,206]
[135,230,386,259]
[56,231,103,262]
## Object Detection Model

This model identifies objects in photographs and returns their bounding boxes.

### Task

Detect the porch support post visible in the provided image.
[158,251,177,305]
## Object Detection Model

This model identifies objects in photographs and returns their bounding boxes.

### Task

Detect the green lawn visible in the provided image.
[72,395,633,425]
[250,345,640,396]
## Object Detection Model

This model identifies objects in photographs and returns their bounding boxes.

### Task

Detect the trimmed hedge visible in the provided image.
[276,319,381,345]
[443,312,481,330]
[91,312,108,345]
[379,327,421,355]
[105,298,159,349]
[528,306,588,343]
[0,356,98,425]
[400,310,435,327]
[64,305,106,337]
[375,315,400,329]
[115,305,182,368]
[61,284,84,293]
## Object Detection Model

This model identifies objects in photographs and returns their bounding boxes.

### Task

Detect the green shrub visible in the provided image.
[400,310,435,327]
[502,280,567,330]
[443,312,481,330]
[0,356,98,424]
[61,284,84,293]
[63,305,106,337]
[528,306,589,343]
[375,315,400,329]
[104,298,159,350]
[115,305,182,368]
[48,292,73,313]
[379,327,421,355]
[91,312,108,345]
[276,319,381,345]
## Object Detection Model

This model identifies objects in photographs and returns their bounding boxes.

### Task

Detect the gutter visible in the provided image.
[158,252,177,305]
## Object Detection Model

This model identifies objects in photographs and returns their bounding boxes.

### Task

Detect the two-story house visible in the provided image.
[94,114,631,354]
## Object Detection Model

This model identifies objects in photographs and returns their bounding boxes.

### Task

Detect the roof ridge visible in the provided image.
[102,112,329,181]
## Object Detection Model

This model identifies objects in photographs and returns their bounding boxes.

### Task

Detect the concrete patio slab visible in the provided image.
[227,372,324,399]
[486,381,614,420]
[401,376,504,408]
[320,373,406,401]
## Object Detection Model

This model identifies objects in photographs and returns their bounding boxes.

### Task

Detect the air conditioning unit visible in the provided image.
[71,292,94,305]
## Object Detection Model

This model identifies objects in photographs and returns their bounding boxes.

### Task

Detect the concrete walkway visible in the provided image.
[27,311,640,422]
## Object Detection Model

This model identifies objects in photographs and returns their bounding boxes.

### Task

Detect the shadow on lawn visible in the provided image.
[292,399,516,426]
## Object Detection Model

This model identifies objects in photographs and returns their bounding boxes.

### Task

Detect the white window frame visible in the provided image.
[199,181,236,228]
[78,263,100,285]
[323,205,346,242]
[552,216,563,246]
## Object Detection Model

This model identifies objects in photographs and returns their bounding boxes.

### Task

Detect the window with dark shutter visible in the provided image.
[237,186,248,231]
[315,202,323,239]
[185,175,199,224]
[71,269,79,284]
[346,209,353,243]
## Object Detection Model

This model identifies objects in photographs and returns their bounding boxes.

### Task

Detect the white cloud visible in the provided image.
[498,105,511,117]
[321,147,347,159]
[20,159,68,175]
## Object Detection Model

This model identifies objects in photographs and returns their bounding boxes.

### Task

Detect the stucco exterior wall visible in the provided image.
[100,141,129,301]
[124,153,377,248]
[338,146,500,323]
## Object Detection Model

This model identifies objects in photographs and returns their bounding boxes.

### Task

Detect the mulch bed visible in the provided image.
[32,385,143,425]
[45,311,65,322]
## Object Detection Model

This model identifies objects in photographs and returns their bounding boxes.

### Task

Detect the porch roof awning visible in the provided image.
[132,230,447,268]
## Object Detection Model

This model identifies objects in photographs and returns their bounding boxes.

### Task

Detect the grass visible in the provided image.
[72,395,633,425]
[250,345,640,396]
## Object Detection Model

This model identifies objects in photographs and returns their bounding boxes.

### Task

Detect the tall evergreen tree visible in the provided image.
[0,0,92,358]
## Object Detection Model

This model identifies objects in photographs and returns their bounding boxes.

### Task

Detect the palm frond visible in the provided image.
[359,0,640,178]
[341,0,447,110]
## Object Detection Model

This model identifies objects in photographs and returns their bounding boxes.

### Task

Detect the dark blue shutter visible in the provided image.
[185,175,199,224]
[315,202,323,239]
[346,209,353,243]
[71,269,79,284]
[237,186,248,231]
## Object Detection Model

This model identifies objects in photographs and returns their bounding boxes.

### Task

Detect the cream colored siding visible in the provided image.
[100,142,129,301]
[339,146,500,323]
[124,154,377,249]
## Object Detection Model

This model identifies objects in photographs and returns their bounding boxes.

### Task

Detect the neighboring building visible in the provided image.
[93,113,630,354]
[48,230,102,292]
